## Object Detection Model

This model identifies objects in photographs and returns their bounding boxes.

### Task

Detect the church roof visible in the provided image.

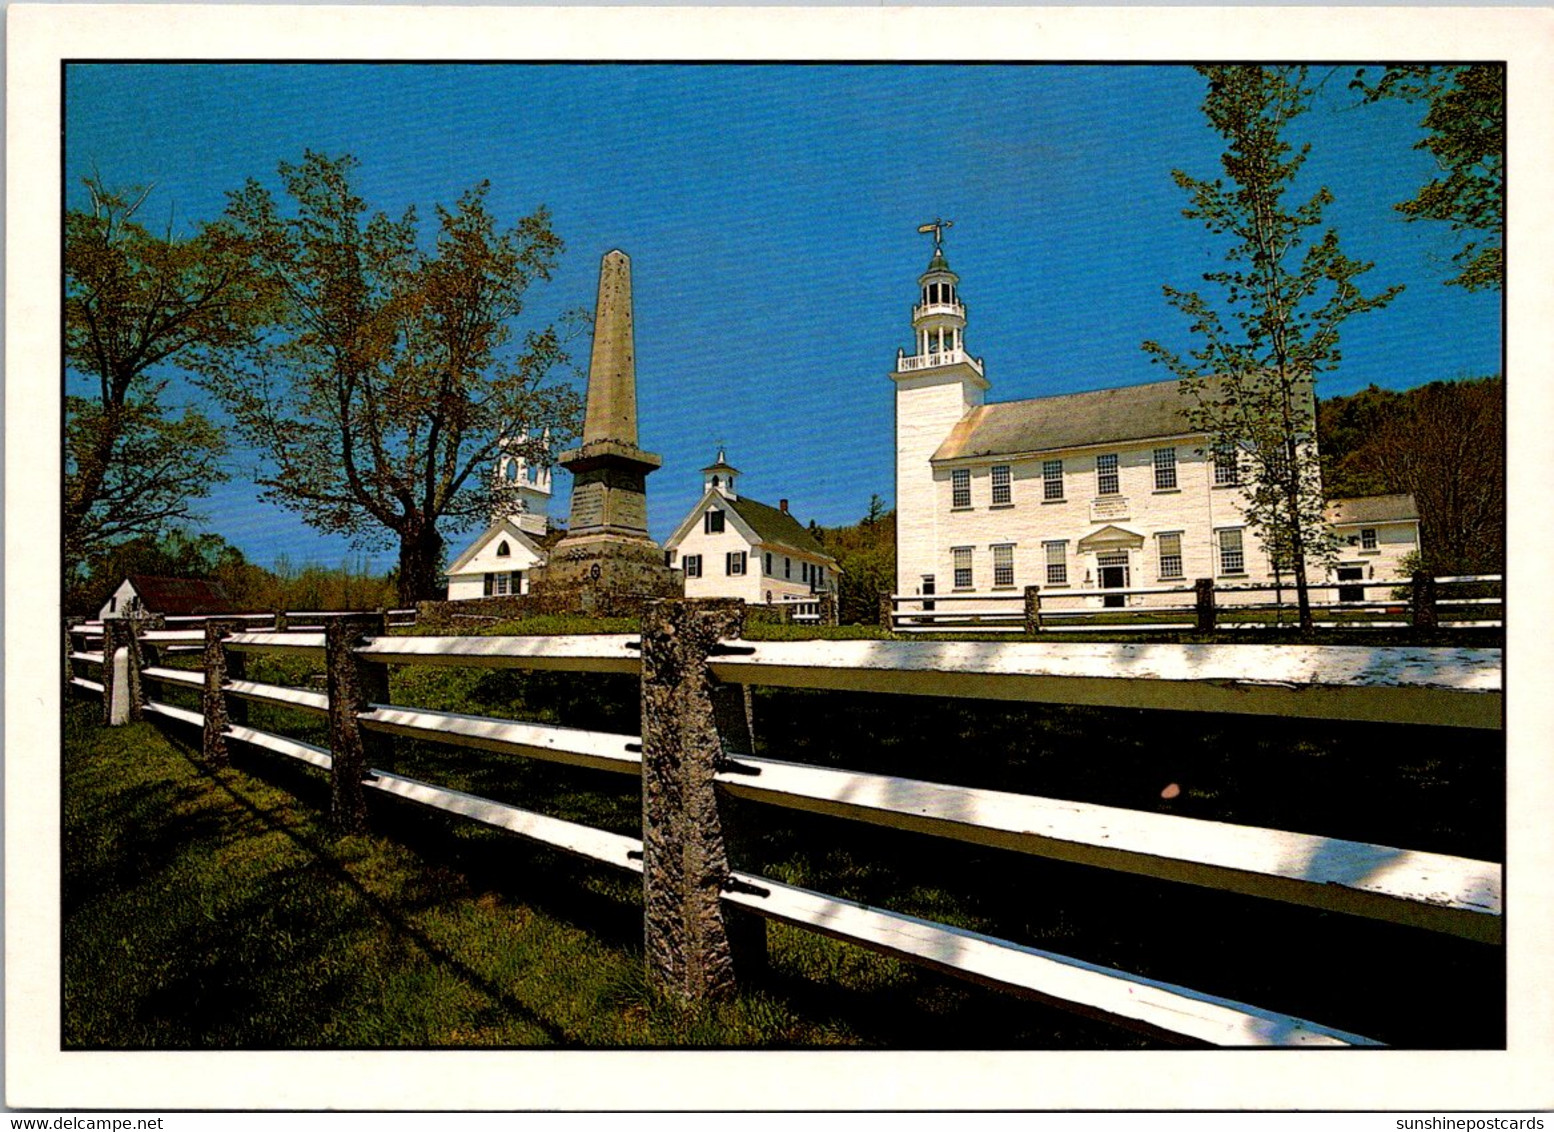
[1324,494,1419,525]
[444,517,546,576]
[931,377,1217,463]
[725,495,832,560]
[124,575,236,615]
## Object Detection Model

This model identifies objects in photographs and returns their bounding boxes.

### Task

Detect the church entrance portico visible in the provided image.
[1096,552,1130,608]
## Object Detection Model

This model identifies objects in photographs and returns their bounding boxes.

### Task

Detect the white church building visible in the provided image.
[663,449,840,606]
[444,435,553,599]
[891,237,1419,611]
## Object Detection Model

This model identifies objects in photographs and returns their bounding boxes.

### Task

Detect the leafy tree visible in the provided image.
[65,175,257,565]
[1143,66,1402,632]
[66,528,241,615]
[197,152,584,604]
[816,501,896,624]
[1353,65,1503,292]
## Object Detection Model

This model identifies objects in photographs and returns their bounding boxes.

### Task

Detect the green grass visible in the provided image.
[63,698,1162,1049]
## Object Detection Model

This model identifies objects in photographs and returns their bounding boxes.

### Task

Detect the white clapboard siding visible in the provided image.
[708,641,1502,730]
[225,631,327,655]
[363,771,644,872]
[717,756,1500,943]
[358,706,641,776]
[70,677,104,694]
[719,872,1378,1047]
[354,634,641,673]
[141,665,205,688]
[226,679,329,716]
[226,724,334,770]
[70,651,106,665]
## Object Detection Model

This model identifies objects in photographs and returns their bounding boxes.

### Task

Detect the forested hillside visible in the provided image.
[1318,377,1504,575]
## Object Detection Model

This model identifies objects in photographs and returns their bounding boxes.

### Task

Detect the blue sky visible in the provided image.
[65,64,1502,572]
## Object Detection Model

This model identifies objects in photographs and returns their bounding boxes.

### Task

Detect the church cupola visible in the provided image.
[895,219,982,379]
[701,447,740,500]
[492,427,554,535]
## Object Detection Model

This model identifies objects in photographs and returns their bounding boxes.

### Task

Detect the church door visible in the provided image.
[1337,566,1365,603]
[1097,552,1129,608]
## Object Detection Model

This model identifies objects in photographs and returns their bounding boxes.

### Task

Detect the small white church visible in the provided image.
[444,434,554,600]
[663,449,840,606]
[891,232,1419,609]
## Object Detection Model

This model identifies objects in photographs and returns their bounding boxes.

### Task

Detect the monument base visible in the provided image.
[528,533,682,615]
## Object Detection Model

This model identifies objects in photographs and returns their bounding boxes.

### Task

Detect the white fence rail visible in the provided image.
[885,573,1503,635]
[66,610,1504,1047]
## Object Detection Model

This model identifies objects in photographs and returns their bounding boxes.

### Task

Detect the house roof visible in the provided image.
[444,517,546,576]
[1324,493,1420,525]
[932,377,1217,463]
[725,495,834,561]
[125,575,236,615]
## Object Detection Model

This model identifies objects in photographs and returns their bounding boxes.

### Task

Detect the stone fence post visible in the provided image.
[202,619,248,766]
[1195,578,1217,633]
[640,598,757,1003]
[878,591,894,631]
[819,592,839,627]
[1023,585,1042,635]
[1410,571,1438,632]
[325,612,390,836]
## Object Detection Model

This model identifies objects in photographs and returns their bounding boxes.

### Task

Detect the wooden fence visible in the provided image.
[884,573,1504,634]
[65,602,1503,1048]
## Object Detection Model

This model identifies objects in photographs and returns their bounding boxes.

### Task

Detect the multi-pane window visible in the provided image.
[952,546,973,589]
[992,544,1015,587]
[1213,442,1239,486]
[1361,528,1378,551]
[1043,459,1064,501]
[951,468,971,508]
[726,551,747,576]
[1153,447,1178,490]
[683,554,702,578]
[485,571,522,596]
[1096,453,1119,496]
[765,552,773,574]
[704,510,725,534]
[1158,532,1184,579]
[991,465,1012,505]
[1044,540,1068,586]
[1218,528,1245,575]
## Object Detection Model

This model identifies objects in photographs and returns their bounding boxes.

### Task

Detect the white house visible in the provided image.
[664,450,840,606]
[891,237,1418,611]
[444,433,554,600]
[1324,494,1422,599]
[99,575,236,621]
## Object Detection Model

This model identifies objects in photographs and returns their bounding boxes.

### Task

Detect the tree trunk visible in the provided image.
[396,523,446,605]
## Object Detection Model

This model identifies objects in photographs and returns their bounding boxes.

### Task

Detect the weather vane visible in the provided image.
[916,218,954,253]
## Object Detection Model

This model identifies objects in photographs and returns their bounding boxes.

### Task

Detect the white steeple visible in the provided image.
[892,222,989,600]
[895,219,983,378]
[700,447,741,500]
[492,428,553,535]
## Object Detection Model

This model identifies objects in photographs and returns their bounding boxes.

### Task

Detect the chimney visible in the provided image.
[779,499,789,514]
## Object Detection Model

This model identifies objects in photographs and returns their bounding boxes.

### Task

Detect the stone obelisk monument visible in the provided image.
[533,250,680,611]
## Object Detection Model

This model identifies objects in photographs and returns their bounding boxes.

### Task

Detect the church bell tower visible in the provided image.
[892,220,989,599]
